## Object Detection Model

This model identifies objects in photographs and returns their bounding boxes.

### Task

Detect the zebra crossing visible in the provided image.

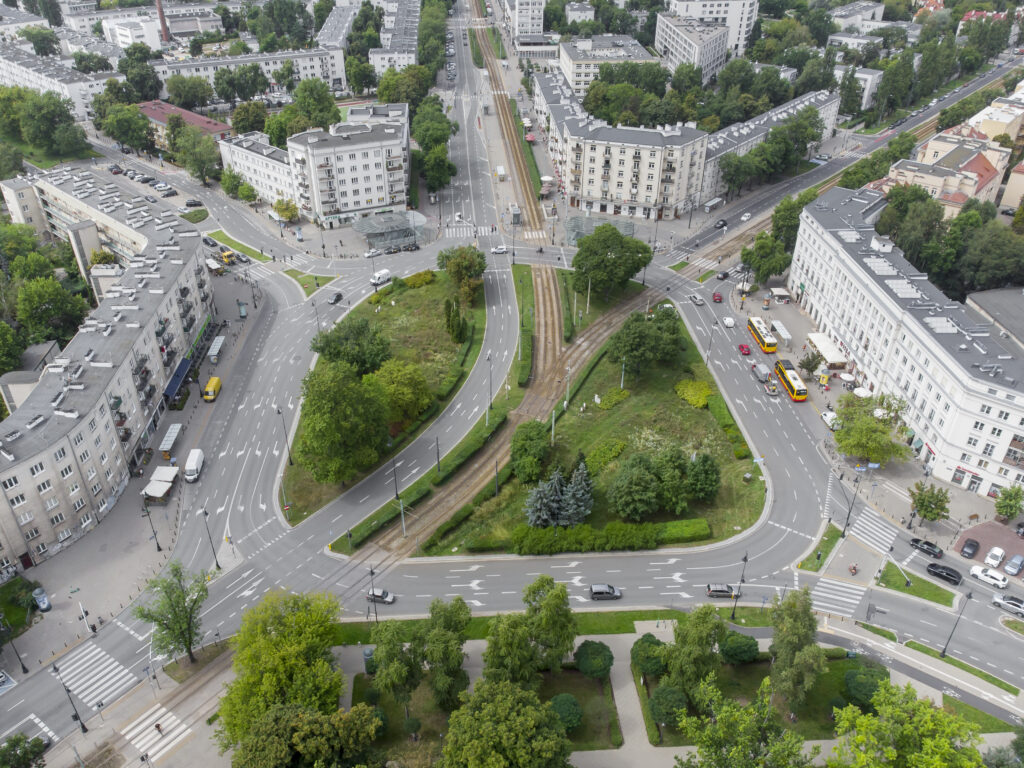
[120,704,192,763]
[811,577,868,618]
[52,642,137,710]
[444,224,476,239]
[849,507,900,555]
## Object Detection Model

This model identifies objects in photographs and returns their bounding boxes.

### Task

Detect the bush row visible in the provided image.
[707,394,752,460]
[657,518,712,545]
[433,412,507,486]
[517,330,533,387]
[560,273,575,343]
[420,463,515,552]
[436,322,475,401]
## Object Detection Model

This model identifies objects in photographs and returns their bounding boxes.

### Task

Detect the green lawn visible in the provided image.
[697,269,716,283]
[670,260,689,271]
[715,605,774,627]
[282,268,332,297]
[800,524,842,571]
[351,674,445,765]
[5,137,99,169]
[207,229,270,262]
[557,270,645,336]
[906,640,1019,695]
[179,208,209,224]
[1005,618,1024,636]
[856,622,897,642]
[876,562,954,607]
[539,670,623,750]
[943,695,1013,733]
[0,577,36,634]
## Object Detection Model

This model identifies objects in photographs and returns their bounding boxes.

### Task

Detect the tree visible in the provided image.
[90,250,118,266]
[189,36,204,56]
[608,309,685,376]
[571,224,652,298]
[17,277,89,345]
[272,59,297,91]
[53,124,89,156]
[0,143,23,180]
[561,461,593,526]
[102,104,151,151]
[218,591,343,749]
[213,67,237,105]
[908,481,950,522]
[663,604,726,697]
[992,132,1014,149]
[311,315,391,375]
[798,351,824,379]
[133,561,208,664]
[273,198,299,222]
[834,393,911,465]
[511,419,551,484]
[0,323,23,375]
[422,596,470,711]
[370,619,425,717]
[654,444,690,516]
[0,733,47,768]
[238,183,257,203]
[295,361,389,484]
[177,127,220,184]
[10,252,53,281]
[523,574,576,674]
[769,587,825,712]
[232,100,268,133]
[422,144,456,191]
[233,63,270,102]
[610,453,660,521]
[439,679,572,768]
[483,613,541,688]
[18,27,59,57]
[995,485,1024,520]
[346,57,377,94]
[19,91,76,153]
[228,39,251,55]
[650,683,689,726]
[771,190,818,253]
[73,51,113,74]
[524,468,564,528]
[574,640,613,680]
[292,77,340,128]
[677,678,816,768]
[437,246,486,305]
[719,631,759,665]
[741,231,790,284]
[844,664,888,711]
[368,358,431,427]
[412,97,455,152]
[220,165,243,197]
[685,453,720,504]
[831,681,981,768]
[550,693,582,731]
[37,0,61,27]
[984,746,1020,768]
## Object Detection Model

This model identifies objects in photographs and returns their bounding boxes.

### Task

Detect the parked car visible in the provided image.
[202,236,218,248]
[984,546,1006,568]
[144,195,157,203]
[364,248,381,258]
[235,253,250,264]
[689,294,704,306]
[589,583,622,600]
[161,189,177,197]
[327,292,343,305]
[714,218,727,229]
[960,538,980,558]
[1004,553,1024,576]
[366,588,396,604]
[136,175,153,184]
[384,245,401,254]
[109,165,122,174]
[926,563,963,585]
[970,565,1008,589]
[993,593,1024,616]
[185,199,203,207]
[821,410,840,431]
[1016,522,1024,538]
[739,343,751,355]
[706,583,734,598]
[402,243,420,251]
[910,538,943,558]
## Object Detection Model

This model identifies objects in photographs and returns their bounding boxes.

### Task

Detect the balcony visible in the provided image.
[1004,437,1024,468]
[108,395,122,412]
[118,427,132,443]
[113,410,127,427]
[571,166,581,175]
[661,176,673,184]
[178,286,189,298]
[601,172,609,180]
[316,161,331,169]
[386,160,403,171]
[294,156,306,165]
[154,319,166,338]
[301,202,312,211]
[177,299,193,316]
[162,348,177,368]
[131,355,149,376]
[182,315,195,333]
[297,179,309,189]
[141,383,155,404]
[162,332,175,347]
[197,277,206,289]
[134,367,151,390]
[200,291,209,302]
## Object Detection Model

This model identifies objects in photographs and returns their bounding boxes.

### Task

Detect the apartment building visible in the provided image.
[54,27,124,69]
[834,65,883,111]
[65,4,223,36]
[654,14,729,85]
[0,168,214,569]
[667,0,758,55]
[152,47,347,97]
[565,2,595,24]
[219,131,293,205]
[136,100,233,151]
[790,186,1024,498]
[503,0,544,37]
[0,6,48,43]
[0,43,125,120]
[558,35,660,97]
[827,32,884,51]
[828,1,884,31]
[102,17,164,50]
[368,0,419,76]
[1000,161,1024,210]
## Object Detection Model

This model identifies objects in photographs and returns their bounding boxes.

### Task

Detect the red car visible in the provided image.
[739,344,751,355]
[712,292,723,303]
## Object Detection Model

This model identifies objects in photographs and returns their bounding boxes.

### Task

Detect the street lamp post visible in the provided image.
[730,552,748,621]
[197,508,221,570]
[705,320,719,365]
[277,408,293,466]
[939,591,972,658]
[53,663,88,733]
[141,504,162,552]
[311,300,321,332]
[841,475,861,537]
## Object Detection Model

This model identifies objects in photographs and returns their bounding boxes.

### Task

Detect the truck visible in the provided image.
[219,248,237,265]
[496,165,506,181]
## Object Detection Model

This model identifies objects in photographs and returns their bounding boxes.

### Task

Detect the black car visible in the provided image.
[144,195,157,203]
[714,219,727,228]
[384,245,401,254]
[402,243,420,251]
[716,271,729,280]
[185,199,203,207]
[588,584,622,600]
[910,538,943,558]
[926,563,962,585]
[1016,522,1024,538]
[202,236,218,248]
[147,178,161,186]
[960,538,980,558]
[161,189,178,197]
[327,292,343,305]
[136,175,153,184]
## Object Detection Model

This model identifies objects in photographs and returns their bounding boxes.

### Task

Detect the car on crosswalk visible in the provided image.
[970,565,1008,589]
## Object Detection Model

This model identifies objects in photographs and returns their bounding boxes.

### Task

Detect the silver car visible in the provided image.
[1004,553,1024,576]
[366,587,395,604]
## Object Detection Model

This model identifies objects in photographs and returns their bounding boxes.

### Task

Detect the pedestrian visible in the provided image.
[154,723,163,736]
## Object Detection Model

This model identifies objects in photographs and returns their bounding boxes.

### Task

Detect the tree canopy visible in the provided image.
[133,561,208,664]
[608,309,685,376]
[311,315,391,375]
[571,224,652,298]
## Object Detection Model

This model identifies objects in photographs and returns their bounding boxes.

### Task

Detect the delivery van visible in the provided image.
[203,376,222,402]
[184,449,205,482]
[752,363,772,383]
[370,269,392,286]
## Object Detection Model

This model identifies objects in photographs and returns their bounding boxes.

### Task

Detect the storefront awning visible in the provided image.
[163,357,192,401]
[912,438,924,451]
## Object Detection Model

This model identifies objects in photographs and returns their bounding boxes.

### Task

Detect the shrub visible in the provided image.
[433,412,506,486]
[719,631,759,665]
[575,640,614,680]
[675,379,712,408]
[707,394,752,459]
[561,273,575,342]
[631,633,666,678]
[403,716,422,736]
[517,330,533,386]
[657,518,711,544]
[367,284,395,304]
[597,387,630,410]
[609,454,660,522]
[824,647,850,660]
[586,438,626,476]
[511,420,550,484]
[364,687,380,705]
[404,269,435,288]
[648,683,688,726]
[845,665,887,711]
[550,693,583,731]
[508,520,659,554]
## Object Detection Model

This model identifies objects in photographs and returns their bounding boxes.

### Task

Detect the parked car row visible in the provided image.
[911,535,1024,590]
[109,165,177,197]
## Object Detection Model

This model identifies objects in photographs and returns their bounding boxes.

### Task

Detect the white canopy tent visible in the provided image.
[807,332,848,370]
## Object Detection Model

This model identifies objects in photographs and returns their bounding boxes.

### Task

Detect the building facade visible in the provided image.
[0,6,48,43]
[219,131,293,205]
[0,168,215,569]
[565,2,595,24]
[667,0,758,55]
[503,0,544,38]
[0,43,124,120]
[368,0,419,76]
[65,4,223,36]
[789,186,1024,498]
[834,65,883,111]
[558,35,660,97]
[654,14,729,85]
[102,17,164,50]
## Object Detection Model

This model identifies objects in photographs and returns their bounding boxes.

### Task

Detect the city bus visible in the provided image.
[774,359,808,401]
[747,317,778,353]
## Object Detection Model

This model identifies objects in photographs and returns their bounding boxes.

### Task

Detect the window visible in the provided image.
[79,512,93,526]
[34,542,47,555]
[57,529,72,542]
[73,432,83,446]
[973,421,985,431]
[72,498,86,512]
[983,443,995,457]
[961,452,971,461]
[88,418,96,432]
[999,410,1010,421]
[60,465,73,479]
[79,450,90,462]
[68,482,80,495]
[54,447,66,461]
[978,459,989,469]
[29,462,44,476]
[23,527,39,541]
[1,476,17,491]
[99,452,107,465]
[36,480,51,493]
[49,512,65,526]
[9,494,26,508]
[992,427,1003,437]
[91,482,102,496]
[93,435,101,448]
[104,467,112,480]
[45,497,59,512]
[967,436,979,447]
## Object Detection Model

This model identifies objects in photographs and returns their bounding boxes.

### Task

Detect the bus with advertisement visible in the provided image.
[747,317,778,354]
[774,359,808,401]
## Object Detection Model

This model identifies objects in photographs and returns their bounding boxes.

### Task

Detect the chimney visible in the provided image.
[154,0,171,44]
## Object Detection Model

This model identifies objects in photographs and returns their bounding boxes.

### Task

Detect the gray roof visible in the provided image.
[806,187,1024,394]
[889,158,960,179]
[829,1,883,19]
[0,42,114,85]
[967,287,1024,356]
[706,90,839,159]
[221,131,289,164]
[54,27,125,62]
[560,34,657,62]
[0,168,203,461]
[0,5,47,26]
[346,103,409,123]
[288,122,405,150]
[316,2,357,48]
[657,14,728,42]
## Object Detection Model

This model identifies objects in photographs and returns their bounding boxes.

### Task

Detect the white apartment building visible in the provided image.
[789,186,1024,498]
[0,6,48,43]
[0,168,215,569]
[834,65,883,111]
[828,0,884,31]
[153,47,347,97]
[558,35,661,97]
[827,32,884,52]
[565,2,595,24]
[64,4,223,36]
[102,17,163,51]
[54,27,125,68]
[219,131,294,205]
[503,0,544,37]
[368,0,419,76]
[654,13,729,85]
[0,43,125,120]
[667,0,758,55]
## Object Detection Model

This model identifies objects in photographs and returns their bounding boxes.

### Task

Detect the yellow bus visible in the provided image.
[774,359,808,401]
[748,317,778,353]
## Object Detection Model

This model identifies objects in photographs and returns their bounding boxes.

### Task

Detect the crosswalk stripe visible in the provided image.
[121,704,193,763]
[53,643,137,710]
[850,507,899,555]
[444,224,476,239]
[811,577,867,618]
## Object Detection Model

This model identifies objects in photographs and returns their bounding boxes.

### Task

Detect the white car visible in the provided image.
[984,546,1006,568]
[490,245,508,254]
[821,410,841,431]
[363,248,381,259]
[993,593,1024,617]
[970,565,1009,589]
[740,212,751,222]
[722,316,735,328]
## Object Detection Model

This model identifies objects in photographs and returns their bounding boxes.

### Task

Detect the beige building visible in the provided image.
[654,14,729,85]
[1000,161,1024,210]
[558,35,660,97]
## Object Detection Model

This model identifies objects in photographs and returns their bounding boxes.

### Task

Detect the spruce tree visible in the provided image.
[523,468,565,527]
[561,462,593,526]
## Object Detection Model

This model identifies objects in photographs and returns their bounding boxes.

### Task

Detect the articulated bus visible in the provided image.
[747,317,778,353]
[774,359,808,401]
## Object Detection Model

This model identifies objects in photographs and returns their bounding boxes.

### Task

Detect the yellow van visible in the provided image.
[203,376,222,402]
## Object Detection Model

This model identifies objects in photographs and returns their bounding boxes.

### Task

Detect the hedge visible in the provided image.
[436,322,475,401]
[517,330,533,387]
[432,412,507,486]
[423,463,516,553]
[657,518,711,545]
[560,273,575,343]
[707,394,752,460]
[633,666,662,746]
[344,475,434,550]
[507,521,660,554]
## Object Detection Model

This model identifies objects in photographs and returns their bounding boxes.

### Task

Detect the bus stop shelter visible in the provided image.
[771,320,793,351]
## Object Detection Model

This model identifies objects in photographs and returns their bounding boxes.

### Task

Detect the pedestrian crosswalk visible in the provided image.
[811,577,867,618]
[121,704,192,763]
[53,642,137,710]
[849,507,900,554]
[444,224,476,239]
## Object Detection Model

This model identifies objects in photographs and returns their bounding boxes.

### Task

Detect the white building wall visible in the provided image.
[667,0,758,55]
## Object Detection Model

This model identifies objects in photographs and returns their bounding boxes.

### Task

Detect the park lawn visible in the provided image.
[283,268,326,297]
[539,669,623,750]
[207,229,271,262]
[351,674,446,765]
[800,524,842,571]
[715,605,774,627]
[876,562,954,607]
[556,269,645,336]
[856,622,898,642]
[942,695,1013,733]
[0,577,34,634]
[179,209,209,224]
[906,640,1019,695]
[6,137,99,169]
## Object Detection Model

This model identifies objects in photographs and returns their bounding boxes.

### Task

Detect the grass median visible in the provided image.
[283,268,333,297]
[856,621,897,642]
[208,229,271,262]
[179,208,209,224]
[907,640,1019,695]
[799,524,841,571]
[876,561,954,607]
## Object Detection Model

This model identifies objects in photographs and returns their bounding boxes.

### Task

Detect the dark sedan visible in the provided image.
[960,538,980,558]
[926,563,962,585]
[910,538,943,558]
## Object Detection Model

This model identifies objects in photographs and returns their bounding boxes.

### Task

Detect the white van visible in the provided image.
[371,269,391,286]
[184,448,205,482]
[751,363,772,383]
